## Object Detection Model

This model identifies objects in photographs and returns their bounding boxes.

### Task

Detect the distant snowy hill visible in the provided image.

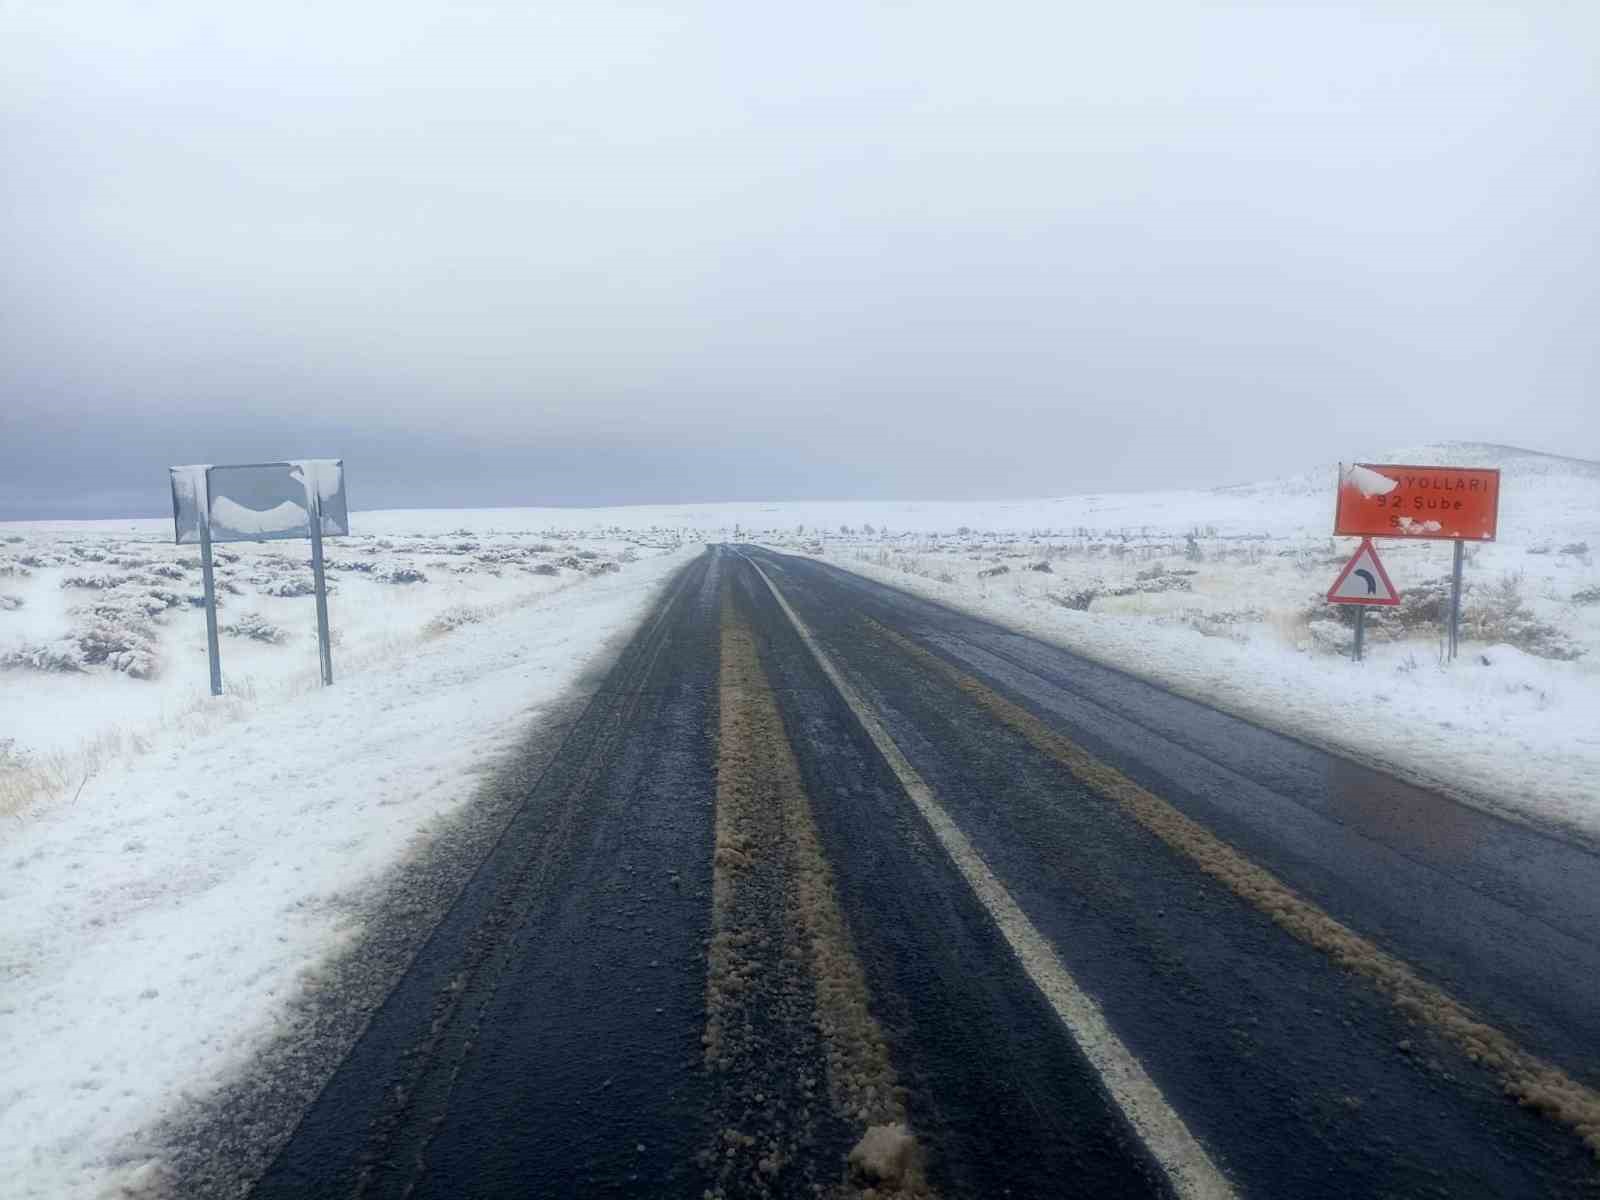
[1216,442,1600,498]
[1210,443,1600,542]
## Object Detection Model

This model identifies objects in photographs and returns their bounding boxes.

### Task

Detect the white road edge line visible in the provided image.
[745,555,1238,1200]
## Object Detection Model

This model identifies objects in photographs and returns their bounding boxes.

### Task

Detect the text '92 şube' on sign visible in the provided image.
[1334,463,1500,541]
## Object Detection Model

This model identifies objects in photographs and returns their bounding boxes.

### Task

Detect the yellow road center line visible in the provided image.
[708,591,930,1196]
[745,558,1238,1200]
[864,614,1600,1163]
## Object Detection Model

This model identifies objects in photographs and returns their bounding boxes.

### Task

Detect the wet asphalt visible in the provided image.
[243,546,1600,1198]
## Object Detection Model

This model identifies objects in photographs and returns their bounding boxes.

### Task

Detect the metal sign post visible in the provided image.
[308,488,334,687]
[198,498,223,697]
[1353,606,1366,663]
[1448,539,1464,661]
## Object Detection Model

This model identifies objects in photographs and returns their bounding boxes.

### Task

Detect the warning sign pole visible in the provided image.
[1327,537,1401,665]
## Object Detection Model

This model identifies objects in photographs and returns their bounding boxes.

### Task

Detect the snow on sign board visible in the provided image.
[171,460,349,545]
[1333,462,1500,541]
[1327,538,1401,606]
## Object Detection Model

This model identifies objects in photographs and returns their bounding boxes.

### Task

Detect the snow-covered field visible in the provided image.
[2,440,1597,1197]
[0,517,689,815]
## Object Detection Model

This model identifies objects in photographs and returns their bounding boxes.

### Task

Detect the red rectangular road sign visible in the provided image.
[1334,463,1500,541]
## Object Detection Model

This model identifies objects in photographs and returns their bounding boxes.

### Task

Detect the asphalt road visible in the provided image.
[246,546,1600,1199]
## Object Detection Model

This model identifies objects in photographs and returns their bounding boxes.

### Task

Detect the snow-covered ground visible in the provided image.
[0,518,688,814]
[2,440,1597,1197]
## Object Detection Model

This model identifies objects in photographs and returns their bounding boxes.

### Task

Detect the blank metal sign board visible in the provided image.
[171,460,348,545]
[169,459,346,696]
[1327,538,1401,606]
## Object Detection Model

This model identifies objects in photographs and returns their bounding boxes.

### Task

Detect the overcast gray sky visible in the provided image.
[3,1,1596,518]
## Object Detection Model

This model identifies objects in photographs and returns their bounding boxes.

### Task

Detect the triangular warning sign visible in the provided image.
[1327,538,1401,606]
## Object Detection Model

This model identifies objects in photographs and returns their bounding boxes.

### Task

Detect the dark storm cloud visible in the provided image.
[3,2,1597,518]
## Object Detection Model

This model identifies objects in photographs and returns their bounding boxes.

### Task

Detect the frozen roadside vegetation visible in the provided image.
[753,443,1600,842]
[0,515,684,819]
[0,538,699,1198]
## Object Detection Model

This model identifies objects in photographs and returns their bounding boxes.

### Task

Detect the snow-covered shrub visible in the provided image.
[1046,589,1097,611]
[1187,614,1249,644]
[1027,560,1053,573]
[619,547,639,563]
[380,566,428,585]
[144,589,186,612]
[0,593,22,611]
[423,605,485,636]
[75,615,161,677]
[60,572,130,590]
[1559,542,1590,557]
[1317,573,1585,660]
[1324,576,1458,639]
[1573,586,1600,606]
[1306,619,1349,654]
[0,561,32,578]
[261,578,329,598]
[110,646,159,678]
[1464,576,1584,661]
[587,561,620,576]
[1,639,87,673]
[475,549,524,565]
[1109,574,1192,597]
[529,563,559,576]
[223,612,287,644]
[147,562,186,580]
[977,564,1010,579]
